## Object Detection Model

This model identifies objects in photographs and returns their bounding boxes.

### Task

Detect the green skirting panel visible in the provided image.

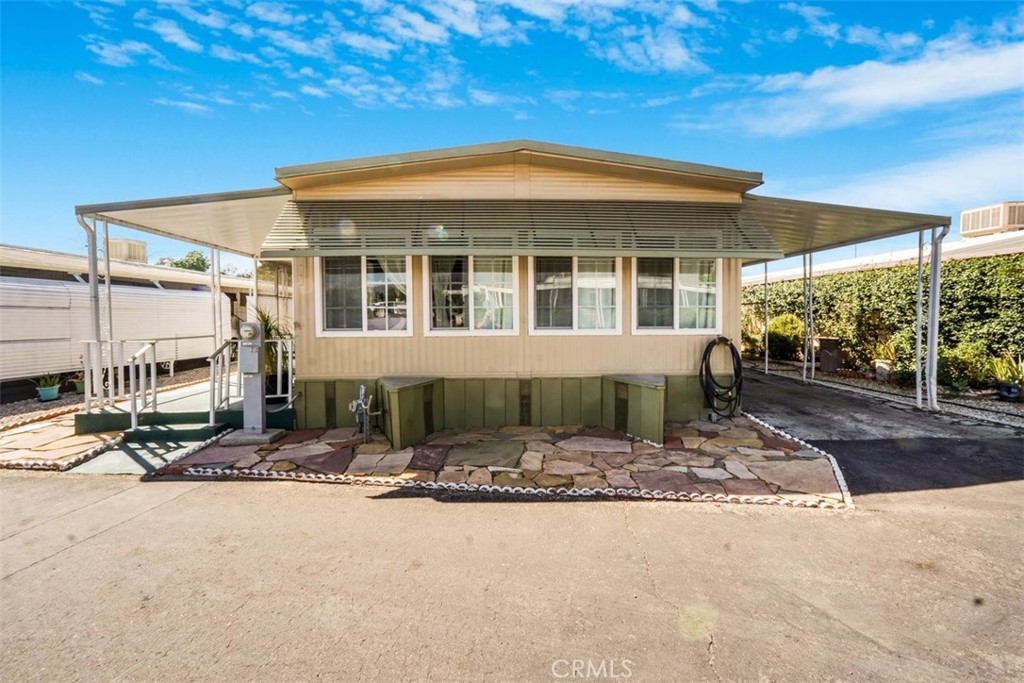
[296,374,714,447]
[601,374,665,445]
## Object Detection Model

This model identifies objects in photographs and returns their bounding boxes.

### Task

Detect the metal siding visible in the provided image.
[263,200,779,259]
[293,163,740,203]
[296,256,743,378]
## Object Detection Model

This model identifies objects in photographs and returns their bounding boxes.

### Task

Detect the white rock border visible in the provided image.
[742,411,855,509]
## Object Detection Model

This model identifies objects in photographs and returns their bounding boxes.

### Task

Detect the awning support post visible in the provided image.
[252,257,259,320]
[102,220,118,399]
[76,215,103,403]
[915,230,925,409]
[926,224,951,410]
[763,262,769,375]
[801,254,809,382]
[809,253,816,380]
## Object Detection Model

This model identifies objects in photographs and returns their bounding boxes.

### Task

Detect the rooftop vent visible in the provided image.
[107,238,148,262]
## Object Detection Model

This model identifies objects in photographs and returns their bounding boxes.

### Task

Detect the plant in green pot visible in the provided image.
[34,374,63,402]
[72,356,86,394]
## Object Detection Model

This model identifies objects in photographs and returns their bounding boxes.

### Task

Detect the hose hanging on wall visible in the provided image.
[699,336,743,419]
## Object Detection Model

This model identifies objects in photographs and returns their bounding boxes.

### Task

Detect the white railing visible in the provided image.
[207,339,238,426]
[206,337,295,425]
[265,338,295,402]
[127,342,158,429]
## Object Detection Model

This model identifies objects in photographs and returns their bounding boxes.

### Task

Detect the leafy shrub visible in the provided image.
[741,330,763,358]
[937,340,990,390]
[766,313,804,360]
[742,253,1024,373]
[989,354,1024,384]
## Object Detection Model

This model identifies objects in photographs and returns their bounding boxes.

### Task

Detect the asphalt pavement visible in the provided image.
[1,374,1021,682]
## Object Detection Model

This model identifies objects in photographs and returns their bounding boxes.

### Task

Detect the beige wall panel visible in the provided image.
[295,256,743,379]
[294,163,740,202]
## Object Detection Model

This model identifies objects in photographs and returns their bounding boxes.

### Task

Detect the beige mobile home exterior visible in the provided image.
[259,142,779,445]
[75,140,951,446]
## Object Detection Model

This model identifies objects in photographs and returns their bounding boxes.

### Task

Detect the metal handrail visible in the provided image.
[127,341,158,430]
[208,339,237,426]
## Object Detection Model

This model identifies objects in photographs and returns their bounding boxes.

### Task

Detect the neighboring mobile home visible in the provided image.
[75,141,950,446]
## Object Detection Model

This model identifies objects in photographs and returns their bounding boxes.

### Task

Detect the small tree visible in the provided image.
[170,250,211,272]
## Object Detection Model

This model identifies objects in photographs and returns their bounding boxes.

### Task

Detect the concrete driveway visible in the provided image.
[1,376,1022,682]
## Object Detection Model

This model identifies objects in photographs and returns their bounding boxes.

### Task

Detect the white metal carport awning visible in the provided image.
[744,195,950,262]
[75,187,292,257]
[259,200,784,259]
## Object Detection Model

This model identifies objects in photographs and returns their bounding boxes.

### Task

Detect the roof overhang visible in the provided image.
[744,195,950,264]
[75,187,291,257]
[259,199,783,259]
[275,140,764,194]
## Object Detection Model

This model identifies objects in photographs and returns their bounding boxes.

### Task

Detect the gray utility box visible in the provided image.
[817,337,841,373]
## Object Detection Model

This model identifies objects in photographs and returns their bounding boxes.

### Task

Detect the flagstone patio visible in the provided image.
[0,416,119,471]
[159,416,850,508]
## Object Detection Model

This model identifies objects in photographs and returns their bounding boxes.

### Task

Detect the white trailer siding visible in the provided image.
[0,277,230,381]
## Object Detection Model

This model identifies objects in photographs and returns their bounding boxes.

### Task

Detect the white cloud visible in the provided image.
[643,95,680,107]
[796,144,1024,214]
[378,6,449,45]
[424,0,482,38]
[85,37,178,70]
[591,24,704,73]
[300,84,330,98]
[259,27,334,59]
[75,71,105,85]
[163,1,230,30]
[846,25,921,54]
[229,22,255,39]
[141,16,203,53]
[246,2,308,26]
[271,90,297,99]
[468,88,534,107]
[335,31,399,59]
[210,44,265,65]
[779,2,840,44]
[152,97,211,114]
[712,39,1024,136]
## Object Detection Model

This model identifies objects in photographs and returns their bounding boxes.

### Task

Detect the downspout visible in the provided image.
[926,224,951,411]
[76,214,103,398]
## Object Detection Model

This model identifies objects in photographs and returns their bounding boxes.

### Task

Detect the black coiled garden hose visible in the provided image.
[699,336,743,418]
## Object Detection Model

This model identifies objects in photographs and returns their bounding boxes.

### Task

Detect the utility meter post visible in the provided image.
[238,321,266,434]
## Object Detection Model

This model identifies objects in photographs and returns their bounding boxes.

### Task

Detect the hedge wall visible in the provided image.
[741,253,1024,371]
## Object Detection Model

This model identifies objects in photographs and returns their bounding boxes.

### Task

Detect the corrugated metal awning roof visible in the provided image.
[259,200,783,259]
[744,195,950,263]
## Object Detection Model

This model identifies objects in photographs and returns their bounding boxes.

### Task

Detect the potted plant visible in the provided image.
[990,353,1023,402]
[255,307,293,399]
[34,374,63,402]
[872,339,896,382]
[72,356,86,394]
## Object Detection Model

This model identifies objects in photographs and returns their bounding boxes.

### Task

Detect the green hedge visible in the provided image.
[741,253,1024,374]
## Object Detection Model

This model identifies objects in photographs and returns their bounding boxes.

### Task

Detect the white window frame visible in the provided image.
[528,256,622,336]
[421,255,520,337]
[632,257,722,336]
[314,255,414,338]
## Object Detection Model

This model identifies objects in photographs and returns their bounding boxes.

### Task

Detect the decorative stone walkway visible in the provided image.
[159,416,851,508]
[0,417,120,471]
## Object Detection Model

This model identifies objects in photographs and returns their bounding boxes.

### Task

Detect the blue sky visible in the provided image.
[2,0,1022,273]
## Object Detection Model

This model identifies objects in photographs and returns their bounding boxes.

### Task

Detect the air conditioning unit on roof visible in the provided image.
[960,202,1024,239]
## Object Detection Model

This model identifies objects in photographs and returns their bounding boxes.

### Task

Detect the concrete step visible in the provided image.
[124,422,229,443]
[76,408,295,435]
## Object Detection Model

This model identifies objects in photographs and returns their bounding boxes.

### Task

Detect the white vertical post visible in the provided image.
[915,230,925,409]
[103,221,116,399]
[926,224,951,410]
[809,253,816,380]
[763,262,769,375]
[253,257,260,318]
[78,215,103,399]
[802,254,809,382]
